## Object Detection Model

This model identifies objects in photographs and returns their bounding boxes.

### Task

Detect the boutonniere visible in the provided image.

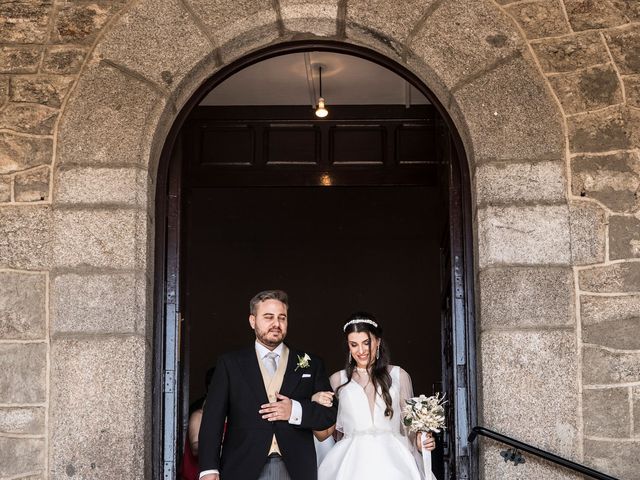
[295,353,311,371]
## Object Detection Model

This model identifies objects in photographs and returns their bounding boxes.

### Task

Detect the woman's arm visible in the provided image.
[188,409,203,456]
[311,390,335,440]
[312,371,343,440]
[295,358,337,430]
[313,425,336,441]
[398,368,436,452]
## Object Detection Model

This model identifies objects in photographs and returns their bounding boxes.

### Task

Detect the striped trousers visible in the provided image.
[257,455,292,480]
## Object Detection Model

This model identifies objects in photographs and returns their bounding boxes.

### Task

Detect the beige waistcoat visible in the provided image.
[256,344,290,456]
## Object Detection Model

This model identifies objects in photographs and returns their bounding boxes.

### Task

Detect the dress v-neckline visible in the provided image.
[349,375,377,423]
[346,366,397,426]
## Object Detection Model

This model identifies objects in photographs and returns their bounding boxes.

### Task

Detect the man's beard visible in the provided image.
[256,328,285,348]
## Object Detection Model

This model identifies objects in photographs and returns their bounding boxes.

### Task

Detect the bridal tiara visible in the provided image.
[343,318,378,331]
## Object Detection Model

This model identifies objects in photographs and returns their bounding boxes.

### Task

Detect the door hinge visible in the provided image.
[163,461,174,480]
[164,370,175,393]
[454,255,464,299]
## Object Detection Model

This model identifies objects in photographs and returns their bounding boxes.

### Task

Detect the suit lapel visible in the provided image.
[238,346,269,404]
[279,346,303,397]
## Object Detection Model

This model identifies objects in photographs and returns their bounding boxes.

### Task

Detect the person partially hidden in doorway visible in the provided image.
[198,289,337,480]
[180,367,216,480]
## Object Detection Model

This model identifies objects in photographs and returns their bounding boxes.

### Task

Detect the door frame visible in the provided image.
[153,40,477,479]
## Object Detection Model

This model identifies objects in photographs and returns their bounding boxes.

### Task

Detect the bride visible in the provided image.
[312,312,436,479]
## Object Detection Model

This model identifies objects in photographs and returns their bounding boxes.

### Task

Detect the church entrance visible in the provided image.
[154,42,476,480]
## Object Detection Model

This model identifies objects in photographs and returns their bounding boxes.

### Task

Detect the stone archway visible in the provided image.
[154,38,478,480]
[47,1,588,479]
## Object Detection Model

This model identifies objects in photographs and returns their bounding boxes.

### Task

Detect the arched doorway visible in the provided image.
[154,40,476,479]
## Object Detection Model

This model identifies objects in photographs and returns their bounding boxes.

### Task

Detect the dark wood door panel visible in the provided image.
[199,125,255,166]
[266,126,319,165]
[183,105,445,187]
[330,125,386,165]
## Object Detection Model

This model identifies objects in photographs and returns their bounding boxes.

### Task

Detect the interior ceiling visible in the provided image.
[200,52,430,106]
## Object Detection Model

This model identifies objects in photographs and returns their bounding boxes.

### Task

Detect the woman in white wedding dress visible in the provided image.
[313,312,435,480]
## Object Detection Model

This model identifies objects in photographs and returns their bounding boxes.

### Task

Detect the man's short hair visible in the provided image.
[249,290,289,315]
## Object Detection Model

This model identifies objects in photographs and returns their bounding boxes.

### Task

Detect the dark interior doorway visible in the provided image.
[154,42,477,480]
[180,100,449,478]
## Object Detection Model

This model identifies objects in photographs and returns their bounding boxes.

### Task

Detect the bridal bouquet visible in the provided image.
[402,393,446,480]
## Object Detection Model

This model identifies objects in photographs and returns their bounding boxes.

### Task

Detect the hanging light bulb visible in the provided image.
[316,97,328,118]
[315,66,329,118]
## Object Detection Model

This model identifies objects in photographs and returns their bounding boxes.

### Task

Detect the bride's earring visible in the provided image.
[376,345,380,360]
[347,351,352,365]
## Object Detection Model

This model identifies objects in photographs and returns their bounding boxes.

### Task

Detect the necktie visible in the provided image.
[264,351,278,376]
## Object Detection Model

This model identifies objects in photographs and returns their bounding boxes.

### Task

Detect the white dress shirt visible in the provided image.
[199,342,303,478]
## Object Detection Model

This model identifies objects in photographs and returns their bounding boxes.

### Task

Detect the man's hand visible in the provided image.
[259,392,292,422]
[200,474,219,480]
[416,431,436,452]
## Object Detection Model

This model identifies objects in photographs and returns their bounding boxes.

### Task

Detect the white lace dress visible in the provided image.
[317,365,425,480]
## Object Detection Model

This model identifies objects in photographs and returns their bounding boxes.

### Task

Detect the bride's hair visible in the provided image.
[338,312,394,418]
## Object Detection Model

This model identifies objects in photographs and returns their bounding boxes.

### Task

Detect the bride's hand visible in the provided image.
[312,391,334,407]
[416,431,436,452]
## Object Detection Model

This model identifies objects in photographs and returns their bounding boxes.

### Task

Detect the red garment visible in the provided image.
[180,436,199,480]
[180,420,226,480]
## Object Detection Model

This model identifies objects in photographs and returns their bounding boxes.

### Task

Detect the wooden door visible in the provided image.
[440,235,456,479]
[441,134,477,479]
[155,132,186,480]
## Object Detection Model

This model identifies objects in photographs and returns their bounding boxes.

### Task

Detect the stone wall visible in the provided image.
[0,1,638,479]
[478,2,640,479]
[0,2,149,478]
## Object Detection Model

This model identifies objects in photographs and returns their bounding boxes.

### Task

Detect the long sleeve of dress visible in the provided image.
[329,371,345,433]
[329,371,343,392]
[397,367,415,440]
[398,367,428,478]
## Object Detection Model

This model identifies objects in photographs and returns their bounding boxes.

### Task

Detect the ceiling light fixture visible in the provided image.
[315,66,328,118]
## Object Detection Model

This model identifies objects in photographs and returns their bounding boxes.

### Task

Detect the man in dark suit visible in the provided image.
[199,290,337,480]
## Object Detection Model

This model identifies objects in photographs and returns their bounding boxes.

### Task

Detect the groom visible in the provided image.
[199,290,337,480]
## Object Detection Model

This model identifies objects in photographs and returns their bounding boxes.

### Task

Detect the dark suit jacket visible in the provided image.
[199,344,337,480]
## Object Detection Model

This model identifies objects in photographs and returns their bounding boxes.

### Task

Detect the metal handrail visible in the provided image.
[469,426,619,480]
